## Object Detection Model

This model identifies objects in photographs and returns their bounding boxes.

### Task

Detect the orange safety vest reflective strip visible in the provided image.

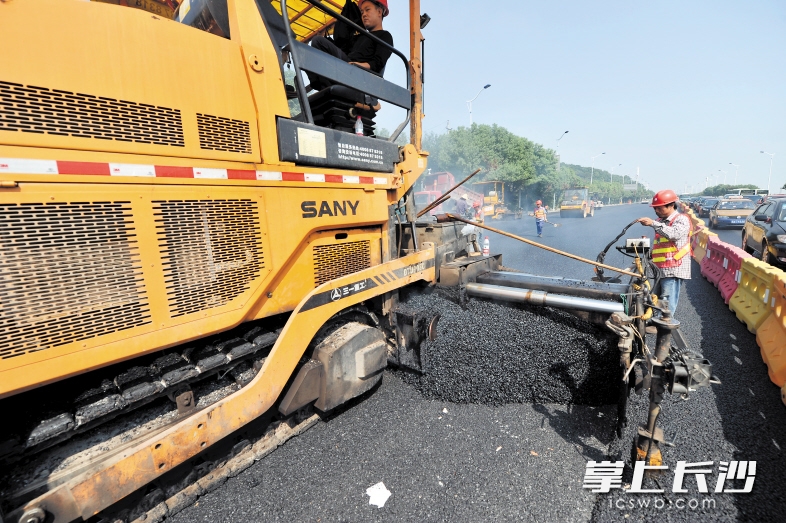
[534,208,546,220]
[651,215,692,267]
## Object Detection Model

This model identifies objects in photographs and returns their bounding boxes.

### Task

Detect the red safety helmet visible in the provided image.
[536,200,542,206]
[359,0,389,17]
[650,189,678,207]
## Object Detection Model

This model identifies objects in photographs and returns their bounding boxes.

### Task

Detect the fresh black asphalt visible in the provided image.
[169,204,786,522]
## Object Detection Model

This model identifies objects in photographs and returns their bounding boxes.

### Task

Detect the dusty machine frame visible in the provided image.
[473,180,521,220]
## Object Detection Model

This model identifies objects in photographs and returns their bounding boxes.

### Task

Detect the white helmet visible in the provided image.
[461,194,468,200]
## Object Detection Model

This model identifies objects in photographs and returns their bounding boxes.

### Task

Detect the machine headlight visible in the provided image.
[777,235,786,243]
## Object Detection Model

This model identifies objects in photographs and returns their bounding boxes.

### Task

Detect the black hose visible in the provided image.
[595,219,664,305]
[595,219,640,280]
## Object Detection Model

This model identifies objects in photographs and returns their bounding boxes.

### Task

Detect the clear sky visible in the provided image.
[374,0,785,193]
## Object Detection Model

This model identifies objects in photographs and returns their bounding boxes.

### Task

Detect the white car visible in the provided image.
[595,201,604,209]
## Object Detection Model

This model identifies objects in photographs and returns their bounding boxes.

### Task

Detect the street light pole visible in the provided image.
[610,163,621,183]
[718,169,727,185]
[556,131,568,172]
[761,151,775,193]
[590,152,605,185]
[466,84,491,126]
[729,163,740,185]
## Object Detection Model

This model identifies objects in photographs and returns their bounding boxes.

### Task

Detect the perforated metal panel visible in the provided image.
[0,202,151,359]
[196,113,252,154]
[313,241,371,286]
[0,81,184,146]
[154,200,264,317]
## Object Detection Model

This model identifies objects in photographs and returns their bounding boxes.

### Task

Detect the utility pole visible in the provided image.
[590,152,605,186]
[556,131,568,172]
[761,151,775,193]
[466,84,491,126]
[730,162,739,185]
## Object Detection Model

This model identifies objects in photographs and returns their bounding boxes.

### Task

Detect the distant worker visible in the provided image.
[532,200,547,237]
[473,200,482,221]
[306,0,393,91]
[637,189,691,319]
[456,194,472,219]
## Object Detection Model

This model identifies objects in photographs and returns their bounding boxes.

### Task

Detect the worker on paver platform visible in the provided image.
[637,189,692,319]
[532,200,547,237]
[307,0,393,91]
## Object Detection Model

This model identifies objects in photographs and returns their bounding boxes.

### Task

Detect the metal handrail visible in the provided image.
[279,0,411,142]
[281,0,315,124]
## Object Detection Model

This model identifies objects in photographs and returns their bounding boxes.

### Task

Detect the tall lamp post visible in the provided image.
[610,163,621,183]
[466,84,491,126]
[761,151,775,193]
[718,169,727,185]
[608,164,621,205]
[556,131,569,171]
[729,163,740,185]
[590,152,605,185]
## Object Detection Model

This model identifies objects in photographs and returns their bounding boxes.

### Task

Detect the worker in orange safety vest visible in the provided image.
[637,189,692,318]
[532,200,547,237]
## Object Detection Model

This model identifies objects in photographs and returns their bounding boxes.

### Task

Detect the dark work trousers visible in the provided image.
[306,36,350,91]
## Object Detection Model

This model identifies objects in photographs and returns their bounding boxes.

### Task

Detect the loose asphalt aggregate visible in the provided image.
[169,204,786,522]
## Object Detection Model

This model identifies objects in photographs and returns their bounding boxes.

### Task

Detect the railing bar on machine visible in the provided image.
[280,0,412,142]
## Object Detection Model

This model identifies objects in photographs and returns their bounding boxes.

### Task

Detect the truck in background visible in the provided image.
[473,180,522,220]
[415,171,485,216]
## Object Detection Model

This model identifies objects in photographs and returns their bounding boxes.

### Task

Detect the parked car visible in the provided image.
[640,198,649,204]
[697,198,719,218]
[741,198,786,268]
[691,198,706,212]
[708,198,755,229]
[595,200,604,210]
[764,193,786,202]
[740,194,765,206]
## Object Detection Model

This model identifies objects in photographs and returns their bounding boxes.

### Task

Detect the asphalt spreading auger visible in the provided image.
[412,213,721,465]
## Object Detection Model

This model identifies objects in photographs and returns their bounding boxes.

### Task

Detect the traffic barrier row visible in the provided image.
[757,272,786,387]
[729,258,781,334]
[692,228,716,264]
[717,244,753,304]
[700,236,726,287]
[682,205,786,395]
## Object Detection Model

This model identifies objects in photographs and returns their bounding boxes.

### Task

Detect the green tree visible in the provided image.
[702,184,758,196]
[428,124,541,186]
[421,125,651,209]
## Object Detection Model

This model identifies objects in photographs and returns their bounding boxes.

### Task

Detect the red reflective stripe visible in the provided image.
[56,161,110,175]
[7,156,389,184]
[282,172,305,181]
[227,169,256,180]
[155,166,194,178]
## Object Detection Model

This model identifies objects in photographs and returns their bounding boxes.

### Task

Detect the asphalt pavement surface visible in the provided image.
[169,204,786,522]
